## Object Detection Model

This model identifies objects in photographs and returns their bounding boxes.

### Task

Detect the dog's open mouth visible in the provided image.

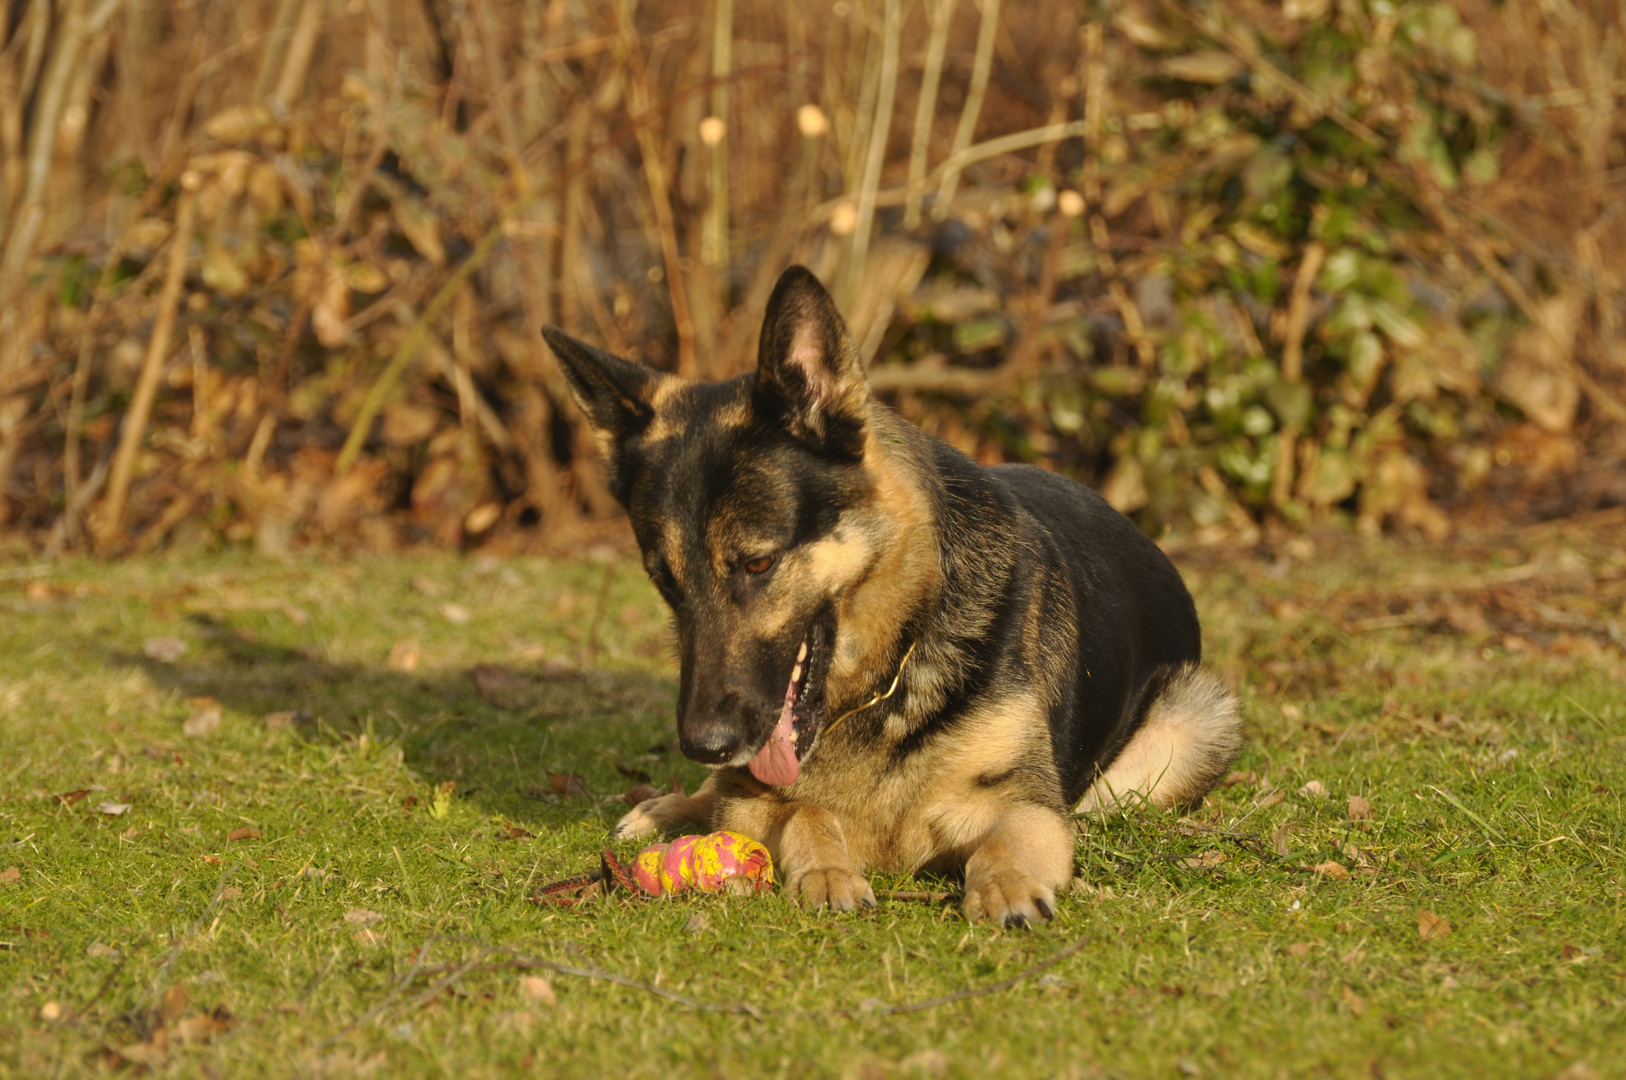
[746,624,827,787]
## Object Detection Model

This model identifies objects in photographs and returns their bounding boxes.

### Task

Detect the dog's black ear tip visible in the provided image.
[771,264,831,301]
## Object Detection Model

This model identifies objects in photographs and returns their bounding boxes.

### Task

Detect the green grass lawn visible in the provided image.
[1,523,1622,1079]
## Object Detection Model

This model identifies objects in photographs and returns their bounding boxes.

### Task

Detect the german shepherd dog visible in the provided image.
[542,267,1240,927]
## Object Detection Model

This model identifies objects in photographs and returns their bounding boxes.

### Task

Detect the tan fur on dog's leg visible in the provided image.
[613,774,717,839]
[776,804,875,911]
[961,803,1074,928]
[715,787,875,912]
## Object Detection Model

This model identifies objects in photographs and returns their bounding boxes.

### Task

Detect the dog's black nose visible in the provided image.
[679,721,742,764]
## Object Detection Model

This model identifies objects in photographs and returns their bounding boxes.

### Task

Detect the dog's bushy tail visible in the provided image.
[1074,664,1241,815]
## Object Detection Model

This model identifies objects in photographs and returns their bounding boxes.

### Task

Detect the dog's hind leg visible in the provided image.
[613,774,718,839]
[1075,664,1242,815]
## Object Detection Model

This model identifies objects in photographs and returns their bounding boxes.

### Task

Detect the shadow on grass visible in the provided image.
[113,613,696,835]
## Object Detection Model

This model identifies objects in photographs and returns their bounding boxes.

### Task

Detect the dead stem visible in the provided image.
[933,0,999,219]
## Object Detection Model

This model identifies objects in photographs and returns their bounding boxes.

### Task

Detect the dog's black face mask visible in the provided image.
[543,268,878,785]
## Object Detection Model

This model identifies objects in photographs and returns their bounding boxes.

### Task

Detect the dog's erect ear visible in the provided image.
[541,326,662,442]
[753,266,869,459]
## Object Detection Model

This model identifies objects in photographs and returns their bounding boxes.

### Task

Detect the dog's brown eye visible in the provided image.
[744,555,775,576]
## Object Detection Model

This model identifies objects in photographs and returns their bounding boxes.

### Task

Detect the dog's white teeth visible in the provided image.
[797,640,808,663]
[791,663,803,685]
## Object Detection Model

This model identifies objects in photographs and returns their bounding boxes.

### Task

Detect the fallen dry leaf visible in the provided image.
[387,640,421,672]
[39,1001,62,1021]
[344,908,384,925]
[95,802,132,816]
[87,942,120,960]
[183,700,222,737]
[159,984,189,1022]
[219,886,242,900]
[1221,770,1258,787]
[625,783,660,805]
[1298,780,1327,798]
[1341,984,1368,1016]
[519,975,556,1005]
[550,773,589,800]
[1255,787,1286,808]
[615,762,653,784]
[172,1009,232,1044]
[464,502,502,535]
[263,710,311,731]
[200,854,220,866]
[0,866,20,885]
[1313,861,1350,879]
[539,656,576,678]
[1183,850,1225,868]
[441,602,471,625]
[1272,821,1294,857]
[115,1041,167,1068]
[683,913,710,934]
[1551,1062,1601,1080]
[470,664,529,704]
[309,1049,389,1076]
[1348,794,1374,821]
[227,827,262,842]
[497,822,533,840]
[143,636,188,663]
[496,1009,540,1037]
[1417,909,1452,940]
[899,1049,950,1077]
[55,788,91,805]
[1286,942,1313,957]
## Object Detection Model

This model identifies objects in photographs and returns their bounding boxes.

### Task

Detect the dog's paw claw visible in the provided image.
[962,870,1056,928]
[787,866,875,913]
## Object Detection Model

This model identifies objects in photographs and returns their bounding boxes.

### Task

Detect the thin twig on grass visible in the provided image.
[347,929,1089,1029]
[315,937,438,1049]
[875,889,956,904]
[511,954,764,1018]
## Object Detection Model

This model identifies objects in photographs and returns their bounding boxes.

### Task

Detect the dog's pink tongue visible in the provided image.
[747,679,799,787]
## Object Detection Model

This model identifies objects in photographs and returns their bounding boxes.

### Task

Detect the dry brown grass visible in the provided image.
[0,0,1621,555]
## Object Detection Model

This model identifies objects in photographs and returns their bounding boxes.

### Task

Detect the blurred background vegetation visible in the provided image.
[0,0,1622,557]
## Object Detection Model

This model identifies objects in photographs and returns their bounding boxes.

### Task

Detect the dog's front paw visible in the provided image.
[962,869,1056,929]
[613,796,674,839]
[785,866,877,912]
